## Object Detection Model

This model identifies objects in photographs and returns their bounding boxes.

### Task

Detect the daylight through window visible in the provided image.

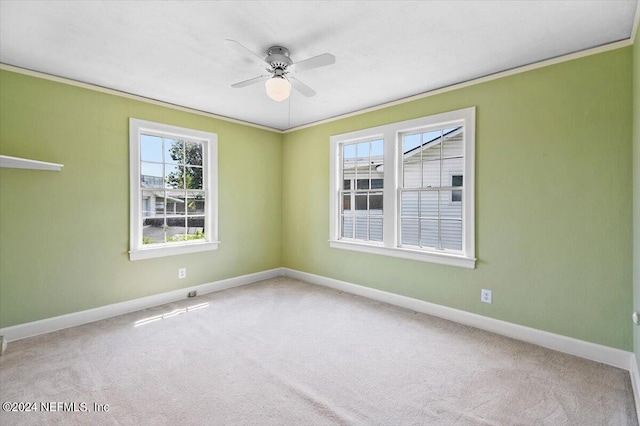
[329,107,475,269]
[129,119,218,260]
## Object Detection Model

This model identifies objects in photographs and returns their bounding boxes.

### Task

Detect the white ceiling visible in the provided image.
[0,1,637,131]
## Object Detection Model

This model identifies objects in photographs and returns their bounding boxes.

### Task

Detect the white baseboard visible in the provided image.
[282,268,633,371]
[0,268,283,343]
[629,354,640,421]
[2,266,635,376]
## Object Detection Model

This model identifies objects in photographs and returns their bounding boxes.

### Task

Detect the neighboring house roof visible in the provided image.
[403,126,463,160]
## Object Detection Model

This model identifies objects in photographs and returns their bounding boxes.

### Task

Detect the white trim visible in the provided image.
[129,241,220,260]
[1,265,635,376]
[285,40,632,133]
[282,268,632,370]
[129,118,219,261]
[0,64,282,134]
[0,268,283,343]
[329,107,475,268]
[1,37,633,134]
[329,240,476,269]
[630,354,640,422]
[0,155,63,171]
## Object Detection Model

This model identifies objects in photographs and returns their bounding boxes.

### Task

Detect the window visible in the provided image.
[340,139,384,242]
[329,107,475,269]
[129,118,218,260]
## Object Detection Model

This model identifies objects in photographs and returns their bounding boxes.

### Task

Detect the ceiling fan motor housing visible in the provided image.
[266,46,293,73]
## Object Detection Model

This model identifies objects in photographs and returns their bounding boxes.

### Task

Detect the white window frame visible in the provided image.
[329,107,476,269]
[129,118,219,261]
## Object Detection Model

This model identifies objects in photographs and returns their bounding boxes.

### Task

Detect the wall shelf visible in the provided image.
[0,155,63,171]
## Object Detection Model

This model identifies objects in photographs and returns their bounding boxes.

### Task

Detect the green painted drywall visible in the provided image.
[0,45,634,353]
[0,70,282,328]
[633,28,640,365]
[283,48,633,350]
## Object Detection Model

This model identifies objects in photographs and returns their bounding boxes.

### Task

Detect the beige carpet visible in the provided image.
[0,277,636,425]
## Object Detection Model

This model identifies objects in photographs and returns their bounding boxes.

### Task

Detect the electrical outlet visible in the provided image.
[178,268,187,279]
[481,289,492,304]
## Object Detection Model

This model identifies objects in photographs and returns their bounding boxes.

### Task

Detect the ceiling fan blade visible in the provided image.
[288,76,316,97]
[231,75,270,88]
[225,39,266,67]
[293,53,335,72]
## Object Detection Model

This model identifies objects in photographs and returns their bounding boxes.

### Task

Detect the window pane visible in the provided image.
[343,179,351,190]
[402,135,421,189]
[355,194,367,210]
[165,191,186,215]
[371,139,384,182]
[369,217,383,242]
[371,139,383,158]
[141,190,155,217]
[165,139,182,164]
[342,216,354,239]
[420,191,438,218]
[140,162,163,188]
[422,130,442,147]
[186,194,205,214]
[357,142,370,181]
[452,175,463,203]
[369,193,383,213]
[422,157,440,188]
[165,165,184,189]
[186,216,205,241]
[355,216,368,240]
[420,219,438,248]
[442,127,463,158]
[357,141,369,159]
[403,161,421,188]
[441,219,462,250]
[357,178,369,190]
[141,134,163,162]
[142,217,164,245]
[403,133,421,153]
[342,194,351,213]
[401,191,419,217]
[343,143,356,184]
[185,167,203,189]
[440,190,462,218]
[166,215,187,243]
[185,141,203,166]
[343,143,356,160]
[401,218,419,246]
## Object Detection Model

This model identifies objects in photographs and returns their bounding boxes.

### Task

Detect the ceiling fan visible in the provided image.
[226,39,335,102]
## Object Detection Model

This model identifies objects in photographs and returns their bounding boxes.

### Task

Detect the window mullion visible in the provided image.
[438,129,443,250]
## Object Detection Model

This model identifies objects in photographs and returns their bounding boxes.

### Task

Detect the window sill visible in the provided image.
[329,240,476,269]
[129,241,219,261]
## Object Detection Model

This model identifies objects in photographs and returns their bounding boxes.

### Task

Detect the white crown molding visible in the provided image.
[0,63,283,134]
[285,39,633,133]
[1,34,634,134]
[0,268,283,343]
[282,268,633,371]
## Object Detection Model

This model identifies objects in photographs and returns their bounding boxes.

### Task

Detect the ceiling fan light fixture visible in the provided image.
[265,76,291,102]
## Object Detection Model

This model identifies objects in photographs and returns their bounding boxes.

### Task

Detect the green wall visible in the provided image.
[0,70,282,328]
[0,44,635,352]
[283,48,633,350]
[633,27,640,365]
